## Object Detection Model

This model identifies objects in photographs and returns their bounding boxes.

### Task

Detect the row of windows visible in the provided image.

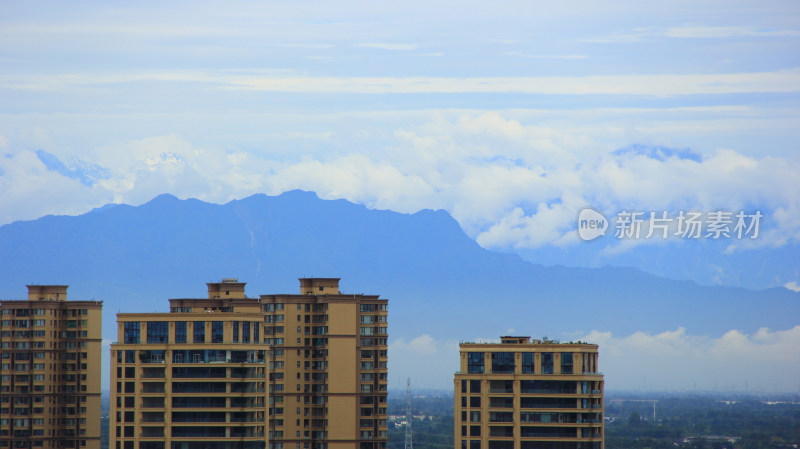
[461,397,602,410]
[0,363,87,372]
[0,320,48,327]
[123,321,261,344]
[460,411,601,423]
[0,309,88,317]
[467,352,588,374]
[460,380,600,395]
[460,441,602,449]
[263,303,386,313]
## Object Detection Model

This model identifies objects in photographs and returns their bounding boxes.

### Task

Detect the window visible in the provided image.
[233,322,239,342]
[541,353,554,374]
[175,322,186,343]
[193,322,205,343]
[491,352,515,374]
[560,352,573,374]
[470,380,481,393]
[469,397,481,408]
[211,322,224,343]
[123,322,140,344]
[125,350,136,364]
[521,353,534,373]
[467,352,484,374]
[242,322,251,343]
[146,322,168,344]
[253,322,260,342]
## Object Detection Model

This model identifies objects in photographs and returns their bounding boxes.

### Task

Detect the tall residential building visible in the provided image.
[109,277,388,449]
[110,279,269,449]
[454,336,604,449]
[0,285,103,449]
[259,278,388,449]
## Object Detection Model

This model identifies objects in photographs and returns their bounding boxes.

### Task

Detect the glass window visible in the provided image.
[491,352,515,374]
[123,322,140,344]
[470,380,481,394]
[175,322,187,344]
[232,322,239,342]
[242,322,251,343]
[521,352,534,373]
[146,322,168,344]
[541,352,554,374]
[193,322,205,344]
[467,352,484,374]
[212,322,224,343]
[560,352,573,374]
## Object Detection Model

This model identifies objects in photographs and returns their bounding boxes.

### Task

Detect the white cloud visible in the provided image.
[391,334,438,355]
[504,51,588,60]
[583,25,800,43]
[357,43,419,51]
[663,26,800,39]
[2,112,799,253]
[388,327,800,391]
[784,281,800,292]
[389,335,459,389]
[582,326,800,391]
[4,69,800,96]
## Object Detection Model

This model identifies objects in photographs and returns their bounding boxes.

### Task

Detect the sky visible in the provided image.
[1,0,800,391]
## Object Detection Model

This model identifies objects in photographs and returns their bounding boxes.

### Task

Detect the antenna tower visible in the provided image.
[404,377,413,449]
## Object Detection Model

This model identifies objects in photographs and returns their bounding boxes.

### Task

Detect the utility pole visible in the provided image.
[404,377,413,449]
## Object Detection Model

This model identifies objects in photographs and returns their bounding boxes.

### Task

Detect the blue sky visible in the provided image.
[2,0,799,390]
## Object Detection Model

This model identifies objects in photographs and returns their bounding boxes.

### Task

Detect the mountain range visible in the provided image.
[0,190,797,347]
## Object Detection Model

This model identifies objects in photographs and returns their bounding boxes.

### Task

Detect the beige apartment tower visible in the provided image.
[110,280,269,449]
[109,277,388,449]
[454,336,604,449]
[260,278,388,449]
[0,285,103,449]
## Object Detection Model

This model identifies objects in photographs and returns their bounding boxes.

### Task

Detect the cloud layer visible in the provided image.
[389,326,800,391]
[3,112,798,256]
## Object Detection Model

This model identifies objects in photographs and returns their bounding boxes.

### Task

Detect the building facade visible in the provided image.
[0,285,102,449]
[454,336,603,449]
[110,277,388,449]
[110,280,269,449]
[259,278,388,449]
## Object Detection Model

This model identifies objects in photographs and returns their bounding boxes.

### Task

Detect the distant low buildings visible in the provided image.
[454,336,604,449]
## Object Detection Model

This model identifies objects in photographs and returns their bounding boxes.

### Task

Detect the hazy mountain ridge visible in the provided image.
[0,190,797,345]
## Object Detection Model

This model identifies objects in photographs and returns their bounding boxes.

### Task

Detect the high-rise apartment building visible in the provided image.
[259,278,388,449]
[110,280,269,449]
[454,336,604,449]
[109,277,388,449]
[0,285,102,449]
